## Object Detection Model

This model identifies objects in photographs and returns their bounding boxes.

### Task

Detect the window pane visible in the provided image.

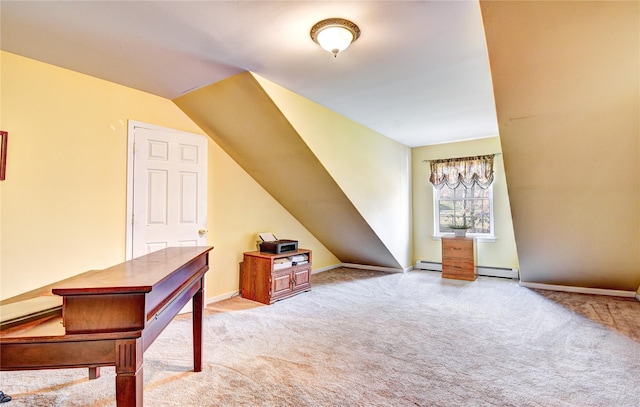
[440,186,455,199]
[435,184,493,235]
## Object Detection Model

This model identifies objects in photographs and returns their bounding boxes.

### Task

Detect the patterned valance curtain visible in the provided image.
[429,154,495,189]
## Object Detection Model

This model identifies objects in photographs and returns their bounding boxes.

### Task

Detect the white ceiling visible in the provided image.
[0,1,498,147]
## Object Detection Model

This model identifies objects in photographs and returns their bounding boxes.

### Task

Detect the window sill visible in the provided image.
[432,234,496,243]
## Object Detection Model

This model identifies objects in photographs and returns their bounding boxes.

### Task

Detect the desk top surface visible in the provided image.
[1,246,213,339]
[51,246,212,296]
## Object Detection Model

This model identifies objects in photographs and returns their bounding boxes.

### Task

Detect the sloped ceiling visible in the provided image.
[480,1,640,291]
[174,72,403,269]
[0,1,498,147]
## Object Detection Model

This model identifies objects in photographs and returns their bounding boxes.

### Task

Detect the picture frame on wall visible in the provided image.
[0,131,7,181]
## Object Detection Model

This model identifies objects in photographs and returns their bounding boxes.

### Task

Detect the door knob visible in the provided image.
[198,229,208,236]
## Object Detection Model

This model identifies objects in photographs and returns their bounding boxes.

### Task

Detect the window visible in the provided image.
[427,154,496,238]
[433,184,494,236]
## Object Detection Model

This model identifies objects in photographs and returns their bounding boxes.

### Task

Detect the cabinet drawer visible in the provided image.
[291,264,310,273]
[442,260,475,280]
[443,259,474,272]
[442,241,473,259]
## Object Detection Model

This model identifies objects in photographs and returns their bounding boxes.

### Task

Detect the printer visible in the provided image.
[258,232,298,254]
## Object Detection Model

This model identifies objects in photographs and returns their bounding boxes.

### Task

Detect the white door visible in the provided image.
[126,122,208,259]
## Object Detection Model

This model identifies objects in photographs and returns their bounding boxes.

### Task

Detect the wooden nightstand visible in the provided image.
[442,236,476,281]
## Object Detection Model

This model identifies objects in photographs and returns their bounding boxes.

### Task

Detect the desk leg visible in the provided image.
[115,338,143,407]
[89,366,101,379]
[193,279,203,372]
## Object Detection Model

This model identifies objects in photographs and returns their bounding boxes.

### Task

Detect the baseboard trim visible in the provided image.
[341,263,404,273]
[477,266,519,279]
[519,281,637,298]
[311,264,341,274]
[204,263,400,305]
[206,290,240,305]
[414,261,519,279]
[205,271,640,304]
[414,261,442,271]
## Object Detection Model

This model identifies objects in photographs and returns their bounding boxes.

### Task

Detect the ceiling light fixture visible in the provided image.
[310,18,360,58]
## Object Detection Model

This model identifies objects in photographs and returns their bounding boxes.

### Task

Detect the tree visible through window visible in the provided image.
[434,184,493,235]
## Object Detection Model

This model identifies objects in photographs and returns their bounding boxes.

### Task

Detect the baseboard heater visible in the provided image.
[414,260,519,279]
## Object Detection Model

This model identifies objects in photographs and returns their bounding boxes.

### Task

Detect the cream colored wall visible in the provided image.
[481,1,639,291]
[0,51,337,301]
[208,139,339,296]
[175,73,397,268]
[0,51,199,299]
[254,75,412,268]
[412,137,518,269]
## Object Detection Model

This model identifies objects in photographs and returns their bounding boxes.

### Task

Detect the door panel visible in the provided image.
[272,272,292,298]
[180,172,198,223]
[130,124,208,259]
[148,170,168,225]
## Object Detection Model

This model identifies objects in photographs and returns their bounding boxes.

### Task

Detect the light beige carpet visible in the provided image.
[2,267,640,406]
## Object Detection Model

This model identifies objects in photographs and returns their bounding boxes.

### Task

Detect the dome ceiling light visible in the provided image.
[310,18,361,58]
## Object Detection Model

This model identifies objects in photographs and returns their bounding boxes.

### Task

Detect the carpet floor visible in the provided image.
[2,267,640,406]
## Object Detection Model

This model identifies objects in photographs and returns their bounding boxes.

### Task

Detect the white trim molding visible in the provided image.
[520,281,637,298]
[341,263,405,273]
[414,260,519,279]
[204,263,403,305]
[206,290,240,306]
[414,260,442,271]
[477,266,518,279]
[311,264,341,274]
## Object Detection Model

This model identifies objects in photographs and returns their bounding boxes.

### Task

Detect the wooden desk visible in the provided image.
[0,246,213,407]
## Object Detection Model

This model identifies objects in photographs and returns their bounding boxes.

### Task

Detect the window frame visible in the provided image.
[432,184,495,241]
